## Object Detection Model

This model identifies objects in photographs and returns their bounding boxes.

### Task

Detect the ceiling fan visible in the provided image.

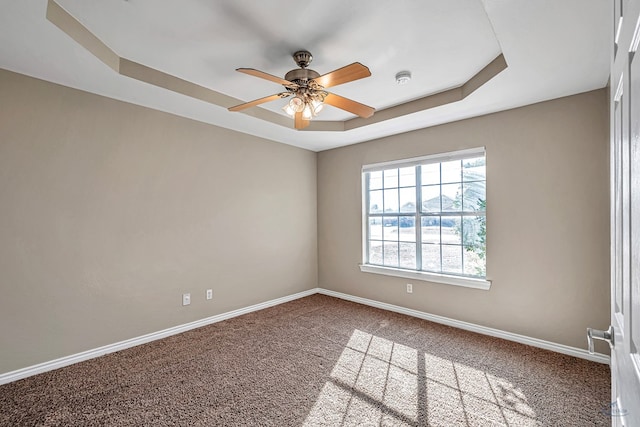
[228,50,375,130]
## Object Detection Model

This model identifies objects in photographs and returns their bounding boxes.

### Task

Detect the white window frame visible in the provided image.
[360,147,491,290]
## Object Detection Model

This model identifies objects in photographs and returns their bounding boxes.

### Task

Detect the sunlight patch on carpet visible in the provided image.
[303,329,539,426]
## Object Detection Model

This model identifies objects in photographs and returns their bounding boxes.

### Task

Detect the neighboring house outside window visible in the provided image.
[360,147,490,290]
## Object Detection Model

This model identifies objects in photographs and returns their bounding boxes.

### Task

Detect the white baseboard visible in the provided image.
[0,288,319,385]
[317,288,610,365]
[0,285,608,385]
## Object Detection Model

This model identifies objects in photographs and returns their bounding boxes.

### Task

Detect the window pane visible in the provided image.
[422,185,441,212]
[399,187,416,212]
[384,168,399,188]
[421,163,440,185]
[441,217,461,244]
[383,242,398,266]
[421,216,440,244]
[462,216,484,247]
[441,160,461,183]
[383,217,398,240]
[368,240,383,265]
[369,190,383,213]
[464,246,486,277]
[463,157,486,182]
[422,244,441,272]
[369,171,383,190]
[384,189,399,212]
[399,242,416,269]
[462,181,485,212]
[399,167,416,187]
[364,152,486,279]
[442,245,463,274]
[369,217,383,240]
[441,183,460,212]
[398,216,416,242]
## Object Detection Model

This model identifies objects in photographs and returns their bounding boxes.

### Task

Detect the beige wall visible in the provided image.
[0,66,610,375]
[0,69,317,374]
[318,89,610,351]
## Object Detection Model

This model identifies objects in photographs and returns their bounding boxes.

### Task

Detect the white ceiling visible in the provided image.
[0,0,611,151]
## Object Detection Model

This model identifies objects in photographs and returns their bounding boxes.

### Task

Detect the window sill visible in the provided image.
[359,264,491,290]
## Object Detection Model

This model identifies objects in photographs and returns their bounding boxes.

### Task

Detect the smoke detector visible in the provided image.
[395,71,412,85]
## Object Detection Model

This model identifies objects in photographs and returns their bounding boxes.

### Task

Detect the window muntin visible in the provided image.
[364,149,486,279]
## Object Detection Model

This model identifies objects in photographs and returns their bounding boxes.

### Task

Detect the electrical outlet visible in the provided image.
[182,293,191,306]
[206,289,213,300]
[406,283,413,293]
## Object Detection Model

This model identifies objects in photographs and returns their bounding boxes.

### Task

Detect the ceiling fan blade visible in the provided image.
[237,68,296,87]
[228,93,289,112]
[294,112,310,129]
[313,63,371,89]
[323,93,375,118]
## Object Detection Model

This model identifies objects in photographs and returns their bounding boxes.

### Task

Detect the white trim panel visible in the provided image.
[0,288,319,385]
[360,264,491,290]
[318,288,610,365]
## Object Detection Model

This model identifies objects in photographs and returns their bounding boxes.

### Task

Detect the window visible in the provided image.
[361,148,489,289]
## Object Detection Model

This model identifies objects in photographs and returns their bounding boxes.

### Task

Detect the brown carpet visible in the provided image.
[0,294,610,426]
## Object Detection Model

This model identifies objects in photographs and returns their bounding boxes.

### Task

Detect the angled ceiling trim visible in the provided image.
[46,0,507,133]
[45,0,119,72]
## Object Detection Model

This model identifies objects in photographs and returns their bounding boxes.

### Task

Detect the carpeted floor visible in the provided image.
[0,294,610,426]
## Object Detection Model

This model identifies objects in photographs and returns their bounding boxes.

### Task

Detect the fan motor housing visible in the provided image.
[284,68,320,84]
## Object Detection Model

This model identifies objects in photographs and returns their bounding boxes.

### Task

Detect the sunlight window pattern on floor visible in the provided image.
[304,329,538,426]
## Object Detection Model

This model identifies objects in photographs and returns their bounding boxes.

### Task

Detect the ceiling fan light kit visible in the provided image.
[228,50,374,130]
[283,97,324,119]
